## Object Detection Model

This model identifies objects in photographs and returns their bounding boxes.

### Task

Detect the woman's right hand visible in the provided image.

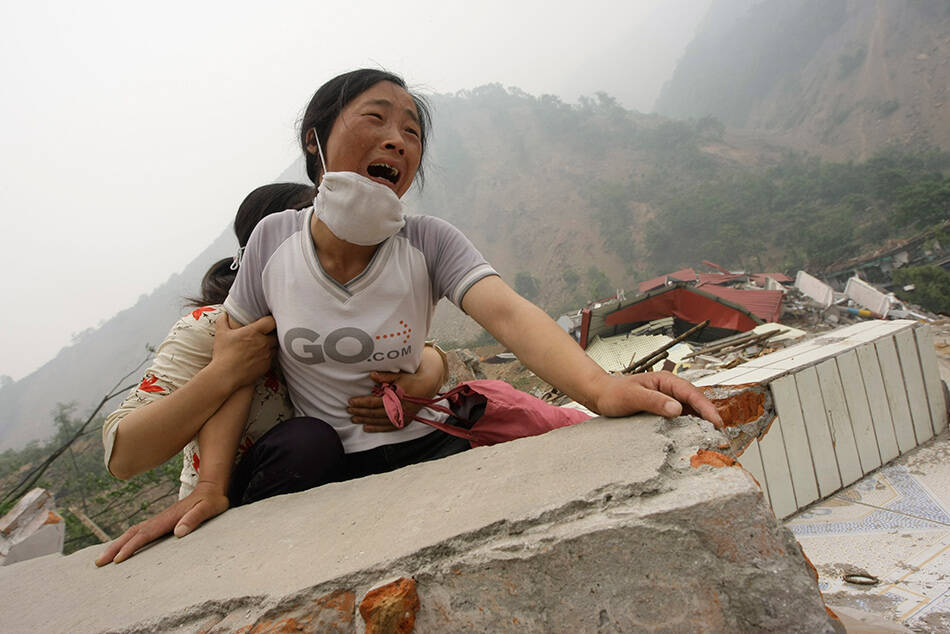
[347,344,448,432]
[210,314,277,390]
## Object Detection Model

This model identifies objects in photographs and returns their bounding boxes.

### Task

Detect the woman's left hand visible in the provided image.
[592,371,723,426]
[347,347,447,432]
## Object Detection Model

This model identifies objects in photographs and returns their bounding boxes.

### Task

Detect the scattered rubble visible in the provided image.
[0,488,64,566]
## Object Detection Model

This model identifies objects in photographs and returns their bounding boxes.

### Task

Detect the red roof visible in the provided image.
[749,273,793,286]
[696,283,784,323]
[604,286,763,333]
[696,273,745,286]
[638,268,696,294]
[702,260,732,275]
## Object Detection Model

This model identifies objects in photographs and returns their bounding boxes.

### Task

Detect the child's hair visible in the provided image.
[299,69,431,186]
[189,183,314,306]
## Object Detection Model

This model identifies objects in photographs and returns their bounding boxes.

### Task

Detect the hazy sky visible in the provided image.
[0,0,711,381]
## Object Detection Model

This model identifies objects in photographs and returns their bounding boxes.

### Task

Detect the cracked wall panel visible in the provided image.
[815,358,863,487]
[875,336,917,454]
[770,375,819,509]
[795,366,842,498]
[846,320,914,343]
[739,340,827,370]
[834,349,882,474]
[894,327,934,446]
[756,415,797,518]
[914,324,948,435]
[739,438,770,508]
[855,342,899,463]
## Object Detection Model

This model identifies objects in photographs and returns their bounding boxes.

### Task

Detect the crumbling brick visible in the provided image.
[699,383,775,456]
[359,577,420,634]
[690,449,737,468]
[704,385,766,427]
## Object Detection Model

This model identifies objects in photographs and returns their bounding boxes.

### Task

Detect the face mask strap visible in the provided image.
[229,246,246,271]
[312,127,329,178]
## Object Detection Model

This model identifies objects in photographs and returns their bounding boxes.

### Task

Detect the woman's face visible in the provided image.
[315,81,422,198]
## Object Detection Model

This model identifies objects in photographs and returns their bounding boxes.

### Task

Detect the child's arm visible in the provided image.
[461,275,722,424]
[95,386,251,566]
[108,315,274,479]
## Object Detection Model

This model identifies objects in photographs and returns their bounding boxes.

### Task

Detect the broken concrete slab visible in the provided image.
[795,270,834,308]
[0,416,834,633]
[0,488,65,566]
[844,276,891,317]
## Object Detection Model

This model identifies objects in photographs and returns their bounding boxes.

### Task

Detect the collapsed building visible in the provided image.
[1,259,946,631]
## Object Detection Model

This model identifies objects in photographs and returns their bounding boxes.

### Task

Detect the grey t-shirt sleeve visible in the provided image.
[404,215,497,308]
[223,209,301,325]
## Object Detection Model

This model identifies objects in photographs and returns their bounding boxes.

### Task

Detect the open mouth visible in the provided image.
[367,163,400,185]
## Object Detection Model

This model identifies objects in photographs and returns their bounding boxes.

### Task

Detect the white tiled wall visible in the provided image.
[697,320,948,518]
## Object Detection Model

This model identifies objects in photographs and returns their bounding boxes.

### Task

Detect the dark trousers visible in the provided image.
[227,417,470,507]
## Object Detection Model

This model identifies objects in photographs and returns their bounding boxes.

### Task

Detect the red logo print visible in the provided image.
[192,453,200,472]
[138,375,165,393]
[375,319,413,345]
[192,306,215,320]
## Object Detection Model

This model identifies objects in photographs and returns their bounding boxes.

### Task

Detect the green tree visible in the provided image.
[896,177,950,227]
[561,268,580,289]
[586,266,612,300]
[892,266,950,314]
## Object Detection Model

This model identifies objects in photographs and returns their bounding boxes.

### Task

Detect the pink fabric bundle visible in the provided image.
[375,380,592,447]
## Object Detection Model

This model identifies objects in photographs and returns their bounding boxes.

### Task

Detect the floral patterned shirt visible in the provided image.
[101,305,293,498]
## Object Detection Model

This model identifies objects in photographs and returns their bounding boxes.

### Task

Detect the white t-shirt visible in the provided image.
[224,209,496,453]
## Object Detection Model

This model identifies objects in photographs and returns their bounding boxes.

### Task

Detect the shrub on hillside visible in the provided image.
[892,265,950,314]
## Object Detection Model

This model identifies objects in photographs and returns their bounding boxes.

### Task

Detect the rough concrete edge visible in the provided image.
[107,416,747,633]
[406,468,835,633]
[105,595,269,634]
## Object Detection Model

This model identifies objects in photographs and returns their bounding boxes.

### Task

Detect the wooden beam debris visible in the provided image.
[623,320,709,374]
[68,507,111,543]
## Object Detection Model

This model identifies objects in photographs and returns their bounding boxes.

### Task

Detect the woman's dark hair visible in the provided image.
[189,183,314,306]
[299,69,432,187]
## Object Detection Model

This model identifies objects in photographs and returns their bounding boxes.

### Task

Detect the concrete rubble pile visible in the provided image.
[0,414,838,633]
[0,487,65,566]
[3,258,942,631]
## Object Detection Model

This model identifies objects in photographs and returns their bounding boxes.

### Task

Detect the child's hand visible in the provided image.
[210,314,277,391]
[94,481,229,566]
[592,372,723,427]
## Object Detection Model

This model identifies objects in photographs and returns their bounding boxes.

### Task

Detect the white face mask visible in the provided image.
[311,129,406,246]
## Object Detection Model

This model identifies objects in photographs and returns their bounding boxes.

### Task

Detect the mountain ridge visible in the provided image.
[656,0,950,159]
